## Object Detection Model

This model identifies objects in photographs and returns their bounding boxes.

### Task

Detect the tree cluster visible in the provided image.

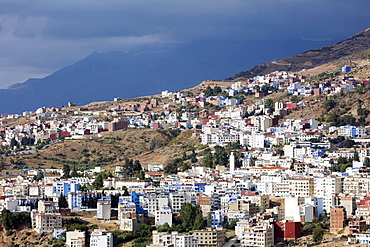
[301,217,329,243]
[164,158,184,174]
[81,193,103,208]
[179,202,206,231]
[203,86,223,97]
[112,224,153,247]
[324,112,357,127]
[202,146,229,168]
[329,156,354,172]
[92,171,113,189]
[121,159,143,177]
[20,137,35,146]
[1,209,31,231]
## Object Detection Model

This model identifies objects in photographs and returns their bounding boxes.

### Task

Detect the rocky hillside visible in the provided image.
[0,128,183,173]
[230,28,370,79]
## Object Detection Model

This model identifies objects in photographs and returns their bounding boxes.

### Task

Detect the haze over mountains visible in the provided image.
[1,29,369,114]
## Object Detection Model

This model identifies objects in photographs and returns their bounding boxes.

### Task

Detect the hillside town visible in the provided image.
[1,67,370,247]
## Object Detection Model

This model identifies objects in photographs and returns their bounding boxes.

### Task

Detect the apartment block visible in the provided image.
[90,229,113,247]
[189,227,226,247]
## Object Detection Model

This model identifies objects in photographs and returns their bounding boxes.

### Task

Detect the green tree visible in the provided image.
[33,174,43,181]
[182,162,190,171]
[58,194,69,208]
[302,222,315,233]
[92,174,104,189]
[157,222,171,233]
[193,214,206,230]
[62,164,70,179]
[180,203,194,230]
[203,86,214,97]
[70,165,78,177]
[312,226,324,242]
[190,154,198,163]
[137,170,146,180]
[10,138,18,148]
[322,98,336,111]
[228,218,239,230]
[265,98,275,112]
[1,210,31,231]
[180,203,204,231]
[291,95,301,103]
[122,186,130,196]
[354,151,359,161]
[21,137,29,146]
[365,157,370,167]
[207,212,212,227]
[213,86,222,95]
[164,161,178,174]
[203,152,213,167]
[1,209,14,230]
[122,159,143,177]
[214,145,228,166]
[182,152,187,160]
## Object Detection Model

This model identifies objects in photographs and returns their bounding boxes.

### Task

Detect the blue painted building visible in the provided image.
[131,192,148,214]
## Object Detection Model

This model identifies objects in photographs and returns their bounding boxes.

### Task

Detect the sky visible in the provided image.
[0,0,369,89]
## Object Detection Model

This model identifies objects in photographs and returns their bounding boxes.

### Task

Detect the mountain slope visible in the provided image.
[0,38,334,114]
[230,28,370,79]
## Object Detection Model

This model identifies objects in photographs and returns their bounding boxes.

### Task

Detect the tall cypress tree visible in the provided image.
[58,194,69,208]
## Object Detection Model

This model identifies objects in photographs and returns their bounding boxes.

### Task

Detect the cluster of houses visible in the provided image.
[0,68,370,246]
[3,140,370,246]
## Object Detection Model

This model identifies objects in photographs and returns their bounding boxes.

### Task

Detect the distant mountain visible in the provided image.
[229,28,370,79]
[0,38,336,114]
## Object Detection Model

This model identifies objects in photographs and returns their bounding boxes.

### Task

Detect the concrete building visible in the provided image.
[284,197,304,222]
[314,177,343,213]
[31,200,62,233]
[238,223,274,247]
[155,206,173,227]
[33,213,63,233]
[66,230,86,247]
[189,227,226,247]
[289,178,314,197]
[151,230,198,247]
[169,192,191,213]
[337,196,357,216]
[97,197,111,221]
[90,229,113,247]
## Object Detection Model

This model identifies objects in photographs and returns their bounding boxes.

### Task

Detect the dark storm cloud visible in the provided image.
[0,0,369,88]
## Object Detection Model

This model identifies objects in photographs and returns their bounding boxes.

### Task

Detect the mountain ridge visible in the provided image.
[229,28,370,79]
[0,35,356,114]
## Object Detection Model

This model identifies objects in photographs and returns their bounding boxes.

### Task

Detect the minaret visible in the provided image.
[229,151,235,173]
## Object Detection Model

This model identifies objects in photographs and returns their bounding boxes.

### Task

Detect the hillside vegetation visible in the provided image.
[0,129,182,172]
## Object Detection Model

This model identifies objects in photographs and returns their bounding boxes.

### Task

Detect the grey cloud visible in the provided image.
[0,0,368,88]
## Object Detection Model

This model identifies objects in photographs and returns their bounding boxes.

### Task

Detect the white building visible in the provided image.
[314,177,343,213]
[90,229,113,247]
[97,197,111,221]
[31,200,62,233]
[239,133,265,148]
[151,230,198,247]
[238,223,274,247]
[155,206,173,227]
[66,230,85,247]
[169,192,192,213]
